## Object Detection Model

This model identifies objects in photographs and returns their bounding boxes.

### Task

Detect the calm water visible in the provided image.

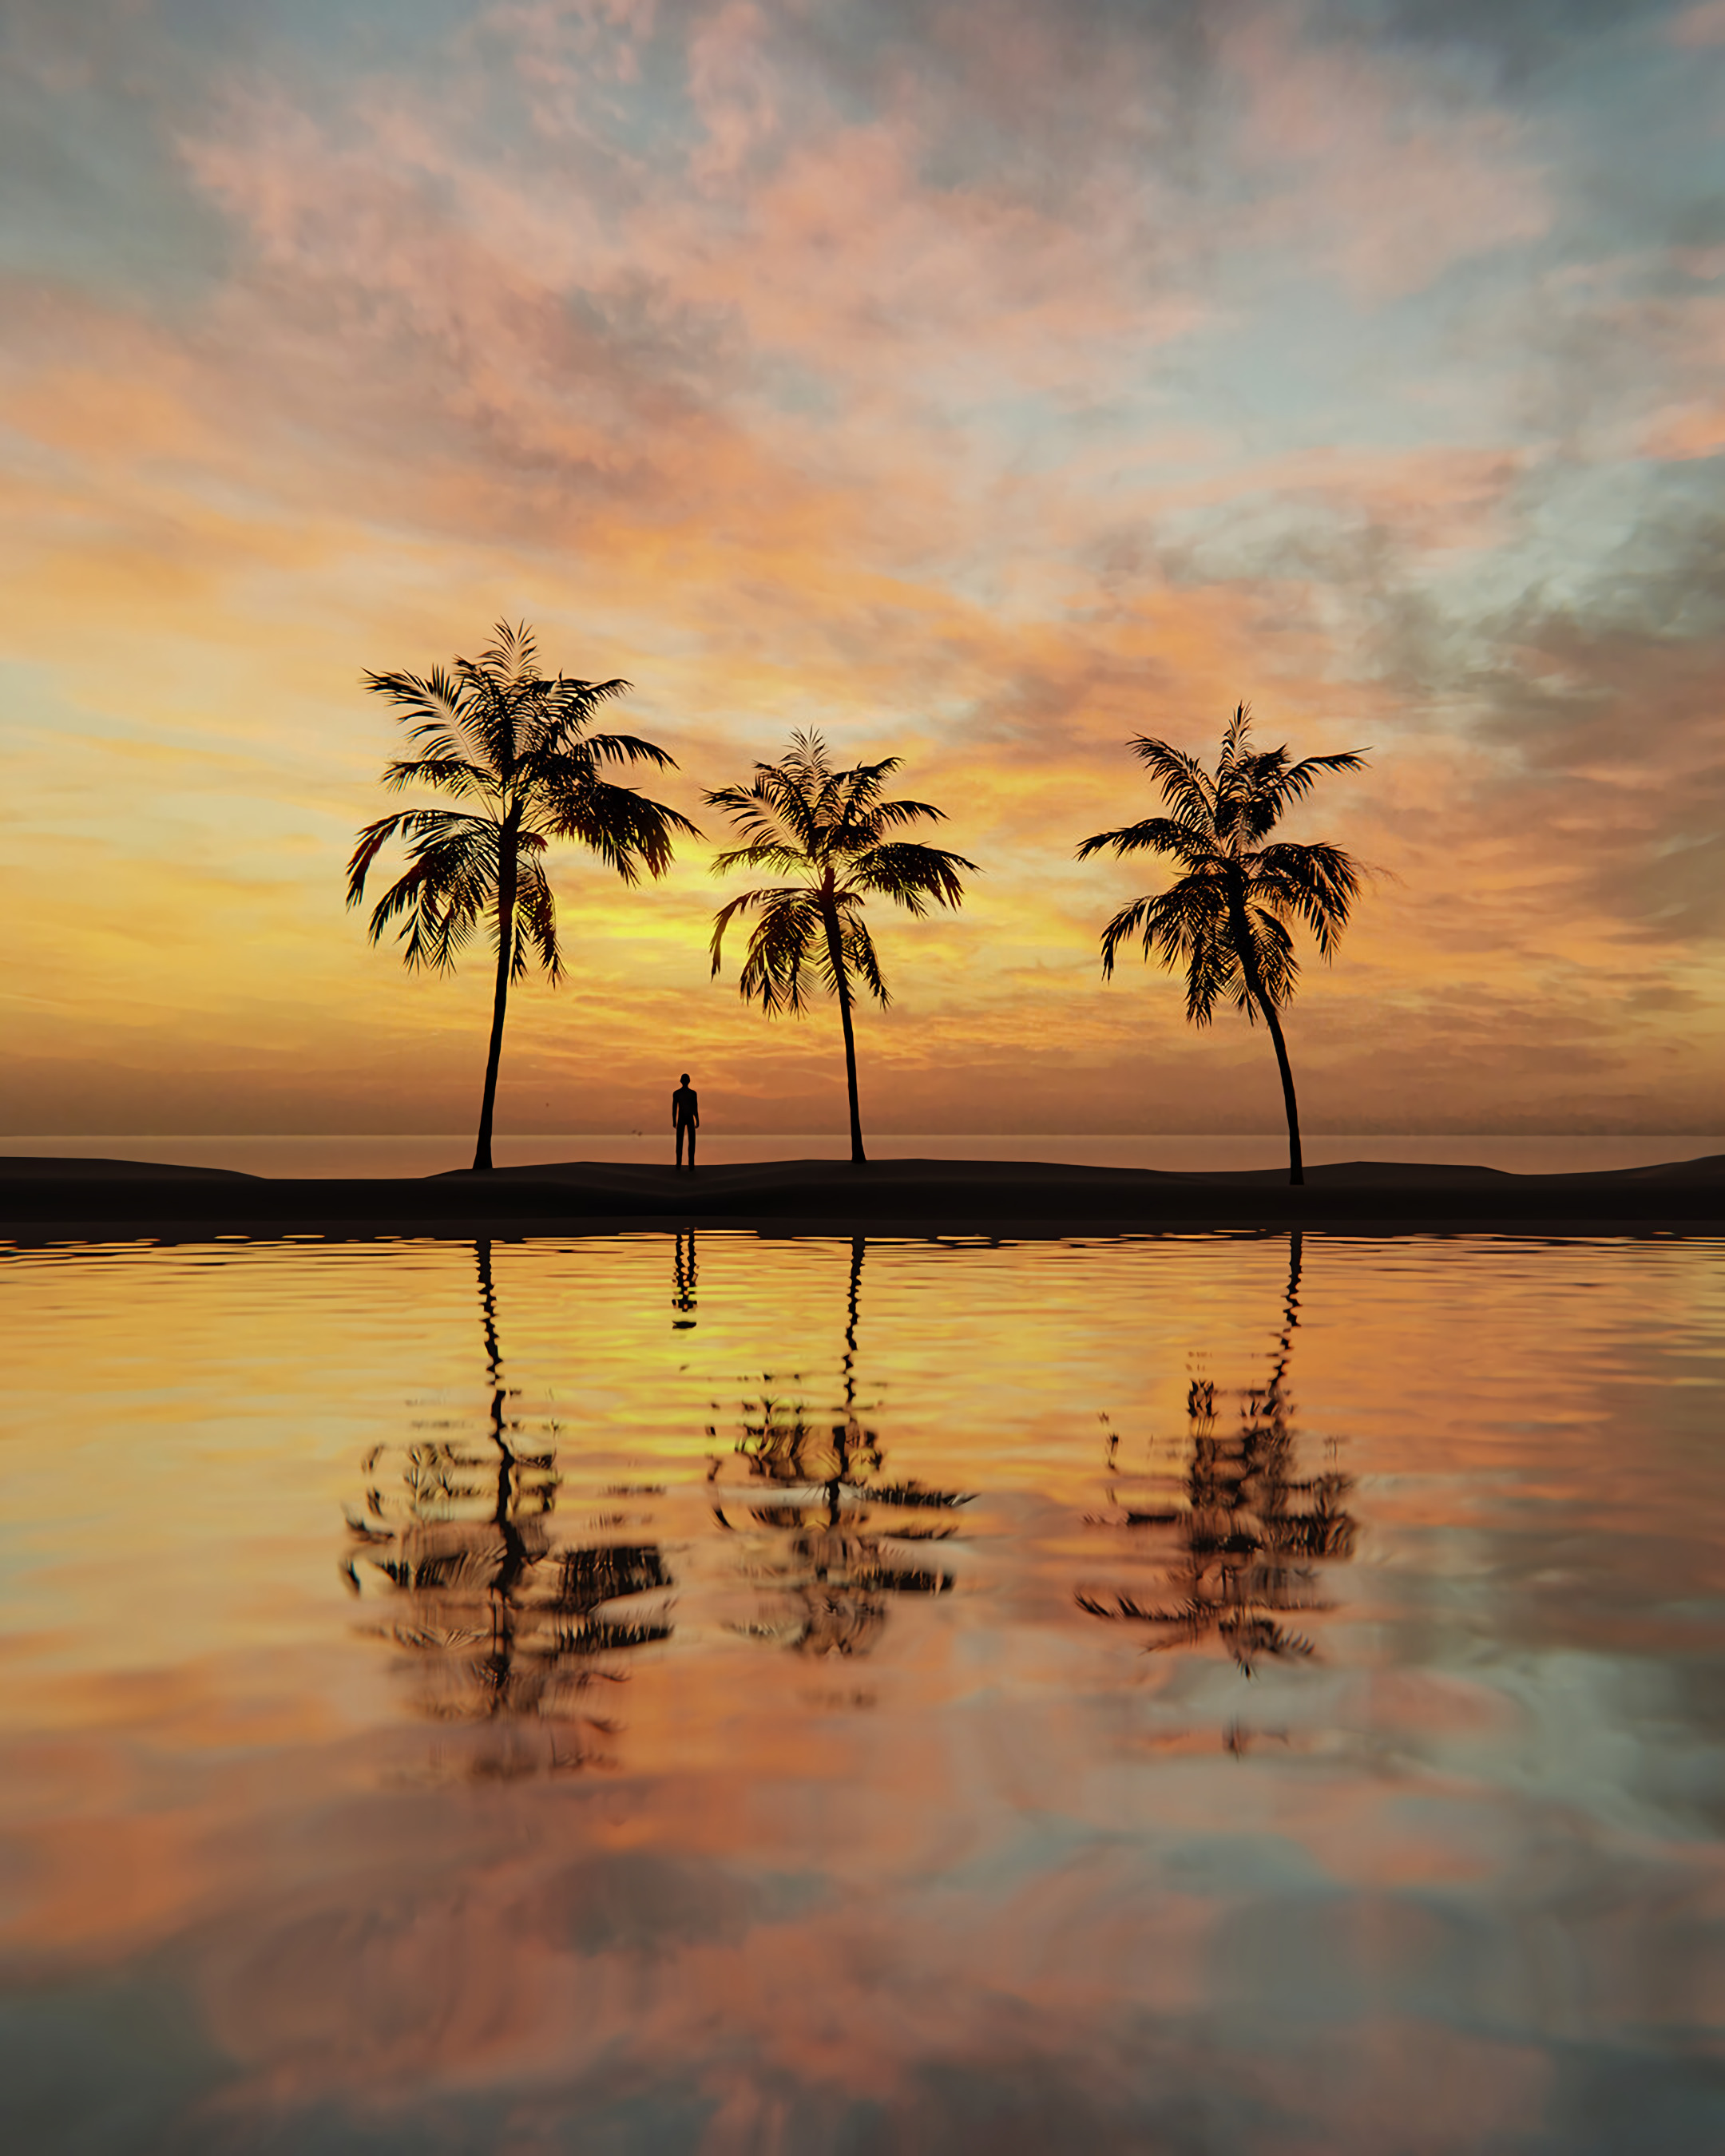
[2,1231,1723,2154]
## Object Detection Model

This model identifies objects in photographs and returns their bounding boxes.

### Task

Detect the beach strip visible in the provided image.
[3,1153,1722,1239]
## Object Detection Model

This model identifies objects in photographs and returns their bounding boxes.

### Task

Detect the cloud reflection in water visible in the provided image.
[1,1231,1722,2153]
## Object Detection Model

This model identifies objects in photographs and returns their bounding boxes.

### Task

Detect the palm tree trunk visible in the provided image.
[836,981,866,1164]
[1259,995,1304,1186]
[823,903,866,1164]
[1227,866,1303,1187]
[474,826,518,1172]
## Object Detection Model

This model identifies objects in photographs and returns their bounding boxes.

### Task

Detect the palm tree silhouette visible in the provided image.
[1078,1233,1358,1694]
[706,731,978,1163]
[343,1239,673,1776]
[708,1240,974,1656]
[346,621,700,1171]
[1077,706,1367,1184]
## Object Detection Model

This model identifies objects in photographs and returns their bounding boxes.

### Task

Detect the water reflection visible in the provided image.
[10,1233,1725,2153]
[710,1237,974,1655]
[672,1228,698,1326]
[343,1239,673,1773]
[1080,1233,1358,1679]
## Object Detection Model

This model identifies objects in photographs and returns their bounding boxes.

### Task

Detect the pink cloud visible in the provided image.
[1643,399,1725,460]
[1148,443,1529,554]
[1225,14,1549,299]
[1671,0,1725,46]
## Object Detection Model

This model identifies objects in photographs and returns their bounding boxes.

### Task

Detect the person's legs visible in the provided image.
[675,1124,688,1168]
[687,1124,696,1168]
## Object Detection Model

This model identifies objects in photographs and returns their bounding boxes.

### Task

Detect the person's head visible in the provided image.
[680,1073,690,1085]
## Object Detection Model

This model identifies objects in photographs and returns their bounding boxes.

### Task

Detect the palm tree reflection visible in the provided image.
[344,1239,672,1774]
[710,1238,973,1656]
[1078,1233,1356,1678]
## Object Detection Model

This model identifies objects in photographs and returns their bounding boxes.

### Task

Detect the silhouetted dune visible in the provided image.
[3,1151,1722,1238]
[0,1155,260,1182]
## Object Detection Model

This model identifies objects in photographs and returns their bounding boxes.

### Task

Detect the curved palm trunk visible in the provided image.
[1259,996,1305,1187]
[474,821,518,1173]
[822,899,866,1164]
[1227,866,1304,1187]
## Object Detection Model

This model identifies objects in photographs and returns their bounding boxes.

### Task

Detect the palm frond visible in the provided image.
[521,678,632,766]
[704,775,811,860]
[541,777,701,882]
[364,664,498,777]
[851,792,943,838]
[821,762,915,846]
[845,840,978,912]
[1216,702,1253,781]
[1241,907,1299,1012]
[710,840,811,878]
[709,882,806,973]
[478,619,539,691]
[1182,915,1238,1025]
[1265,747,1369,806]
[1251,842,1364,958]
[363,663,460,725]
[835,906,889,1006]
[1128,735,1216,826]
[727,888,827,1015]
[362,817,499,973]
[781,729,835,794]
[1077,815,1215,868]
[581,726,678,771]
[380,755,499,805]
[454,652,524,779]
[346,811,408,906]
[1224,732,1369,844]
[513,851,563,985]
[347,807,484,907]
[1101,877,1236,1020]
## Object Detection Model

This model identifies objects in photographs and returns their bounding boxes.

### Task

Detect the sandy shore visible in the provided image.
[3,1151,1723,1238]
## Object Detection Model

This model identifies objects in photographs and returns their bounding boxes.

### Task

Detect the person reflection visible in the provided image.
[709,1238,973,1656]
[343,1239,673,1774]
[672,1230,698,1326]
[1078,1233,1356,1679]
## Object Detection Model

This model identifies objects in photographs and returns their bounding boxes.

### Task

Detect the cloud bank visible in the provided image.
[1,0,1720,1133]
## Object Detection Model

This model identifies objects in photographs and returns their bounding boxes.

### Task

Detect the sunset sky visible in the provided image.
[3,0,1723,1136]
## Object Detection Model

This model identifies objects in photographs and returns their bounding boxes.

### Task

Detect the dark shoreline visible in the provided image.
[4,1153,1723,1240]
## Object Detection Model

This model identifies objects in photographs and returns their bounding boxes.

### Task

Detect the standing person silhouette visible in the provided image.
[672,1073,700,1171]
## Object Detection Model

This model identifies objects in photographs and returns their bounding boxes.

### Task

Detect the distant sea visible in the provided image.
[2,1134,1718,1178]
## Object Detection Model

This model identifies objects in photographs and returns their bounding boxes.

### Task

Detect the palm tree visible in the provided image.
[706,731,978,1163]
[347,621,700,1171]
[1077,705,1367,1185]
